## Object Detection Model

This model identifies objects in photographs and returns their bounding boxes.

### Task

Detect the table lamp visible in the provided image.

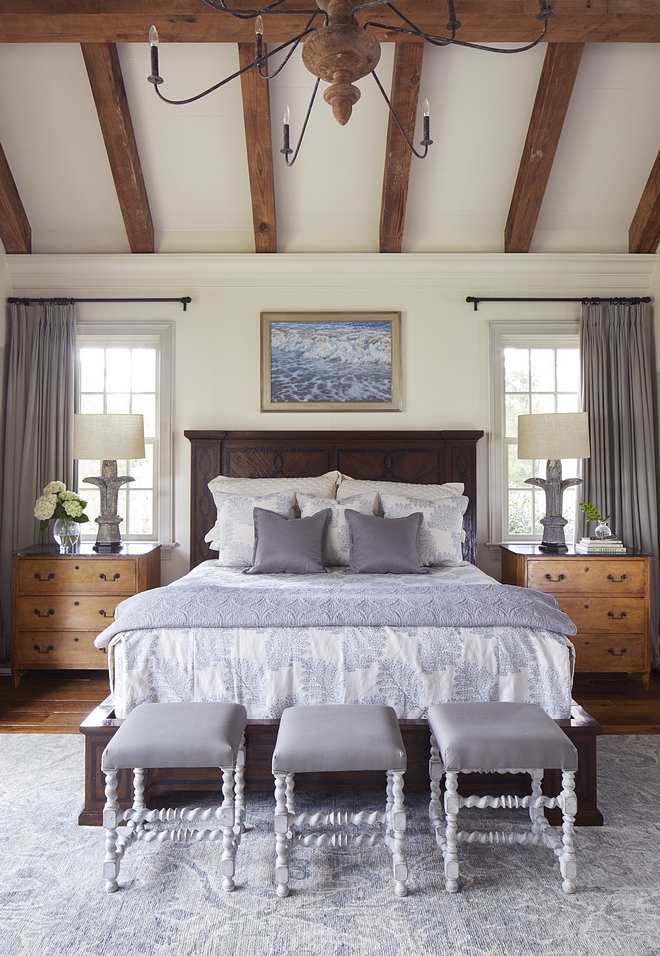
[73,414,145,553]
[517,412,591,552]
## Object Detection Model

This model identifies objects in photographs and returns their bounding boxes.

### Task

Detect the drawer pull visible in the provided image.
[100,573,121,582]
[607,574,628,583]
[99,609,114,619]
[33,644,54,654]
[545,573,565,583]
[34,572,55,582]
[33,608,54,618]
[99,646,107,654]
[607,611,627,620]
[607,647,627,657]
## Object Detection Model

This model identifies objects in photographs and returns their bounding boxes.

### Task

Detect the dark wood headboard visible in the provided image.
[184,430,484,569]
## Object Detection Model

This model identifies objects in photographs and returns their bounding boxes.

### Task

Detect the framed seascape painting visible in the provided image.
[261,312,402,412]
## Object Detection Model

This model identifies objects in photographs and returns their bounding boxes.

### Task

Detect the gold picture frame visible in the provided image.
[261,312,402,412]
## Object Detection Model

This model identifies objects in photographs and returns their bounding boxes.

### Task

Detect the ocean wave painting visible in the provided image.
[270,320,393,404]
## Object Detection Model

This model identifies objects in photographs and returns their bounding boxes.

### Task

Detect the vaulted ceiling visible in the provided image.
[1,2,660,257]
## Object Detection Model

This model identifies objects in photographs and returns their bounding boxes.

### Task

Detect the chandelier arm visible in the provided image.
[203,0,317,18]
[361,21,450,45]
[258,11,321,79]
[371,70,430,160]
[351,0,398,12]
[364,3,549,52]
[282,78,321,167]
[369,3,454,44]
[152,29,316,105]
[445,17,550,52]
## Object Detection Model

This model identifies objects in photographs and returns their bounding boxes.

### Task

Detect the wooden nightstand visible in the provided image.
[11,542,161,688]
[500,544,651,689]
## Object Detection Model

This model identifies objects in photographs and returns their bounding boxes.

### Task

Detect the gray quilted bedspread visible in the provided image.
[95,567,576,648]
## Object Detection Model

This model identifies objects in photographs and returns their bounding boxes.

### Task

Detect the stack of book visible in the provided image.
[575,536,626,554]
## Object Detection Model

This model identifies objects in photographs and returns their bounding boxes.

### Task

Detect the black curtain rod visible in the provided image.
[466,296,651,312]
[7,296,192,312]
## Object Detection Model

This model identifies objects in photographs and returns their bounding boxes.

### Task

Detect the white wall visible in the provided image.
[5,252,657,584]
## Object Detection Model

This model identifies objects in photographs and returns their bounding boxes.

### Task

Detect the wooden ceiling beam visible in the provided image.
[504,41,584,254]
[81,42,154,254]
[379,42,424,254]
[238,44,277,254]
[1,3,659,44]
[629,151,660,254]
[0,143,31,254]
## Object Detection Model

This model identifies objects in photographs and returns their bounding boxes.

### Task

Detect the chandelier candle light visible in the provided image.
[147,0,553,165]
[517,412,591,553]
[73,414,145,554]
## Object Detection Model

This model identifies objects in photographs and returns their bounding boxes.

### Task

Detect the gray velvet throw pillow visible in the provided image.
[345,510,424,574]
[246,507,331,574]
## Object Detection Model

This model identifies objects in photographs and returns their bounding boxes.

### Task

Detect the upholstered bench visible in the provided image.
[272,704,408,898]
[428,701,578,894]
[101,701,247,894]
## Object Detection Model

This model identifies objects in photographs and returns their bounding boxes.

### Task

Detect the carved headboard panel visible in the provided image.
[184,430,484,569]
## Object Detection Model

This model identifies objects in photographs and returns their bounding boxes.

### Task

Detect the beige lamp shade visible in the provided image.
[517,412,590,461]
[73,414,145,461]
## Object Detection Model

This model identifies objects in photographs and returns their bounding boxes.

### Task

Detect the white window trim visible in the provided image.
[488,320,579,559]
[76,321,176,556]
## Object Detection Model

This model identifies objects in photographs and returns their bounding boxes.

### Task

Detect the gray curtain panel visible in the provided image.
[580,300,660,667]
[0,302,77,659]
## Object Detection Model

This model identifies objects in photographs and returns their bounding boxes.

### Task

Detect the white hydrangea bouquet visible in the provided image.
[34,481,90,531]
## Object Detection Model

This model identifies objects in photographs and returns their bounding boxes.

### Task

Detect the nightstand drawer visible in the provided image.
[558,597,646,633]
[17,595,122,631]
[17,558,136,595]
[18,632,109,667]
[527,559,646,596]
[573,634,647,672]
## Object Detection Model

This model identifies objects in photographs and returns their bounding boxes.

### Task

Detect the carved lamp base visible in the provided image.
[525,459,582,553]
[83,460,134,554]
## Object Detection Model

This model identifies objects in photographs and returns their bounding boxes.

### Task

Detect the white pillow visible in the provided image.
[209,492,297,567]
[297,492,379,567]
[379,492,468,567]
[336,477,464,513]
[208,471,340,504]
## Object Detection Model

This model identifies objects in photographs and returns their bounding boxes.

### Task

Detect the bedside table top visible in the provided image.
[14,542,161,557]
[499,543,650,558]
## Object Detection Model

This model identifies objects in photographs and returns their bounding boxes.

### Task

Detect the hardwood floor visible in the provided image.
[0,668,659,735]
[0,670,111,734]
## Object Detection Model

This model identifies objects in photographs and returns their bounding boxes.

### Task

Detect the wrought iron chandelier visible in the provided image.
[148,0,553,166]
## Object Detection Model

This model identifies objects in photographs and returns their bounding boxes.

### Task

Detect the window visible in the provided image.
[489,322,580,547]
[75,322,173,545]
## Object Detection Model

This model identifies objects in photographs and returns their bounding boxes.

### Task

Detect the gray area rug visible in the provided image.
[0,734,659,956]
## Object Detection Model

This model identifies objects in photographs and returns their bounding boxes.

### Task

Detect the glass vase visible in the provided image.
[594,520,612,540]
[53,518,80,553]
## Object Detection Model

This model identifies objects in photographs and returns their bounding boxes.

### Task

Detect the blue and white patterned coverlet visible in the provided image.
[100,562,577,721]
[96,562,575,644]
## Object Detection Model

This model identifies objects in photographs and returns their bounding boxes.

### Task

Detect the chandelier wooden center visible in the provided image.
[301,0,380,125]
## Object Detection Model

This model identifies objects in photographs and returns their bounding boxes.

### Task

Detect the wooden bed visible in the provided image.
[185,429,483,567]
[78,429,602,826]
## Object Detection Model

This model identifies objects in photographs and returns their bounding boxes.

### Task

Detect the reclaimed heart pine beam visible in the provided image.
[238,43,278,254]
[0,142,31,254]
[505,41,584,254]
[0,2,659,44]
[81,42,155,254]
[379,42,425,254]
[629,150,660,255]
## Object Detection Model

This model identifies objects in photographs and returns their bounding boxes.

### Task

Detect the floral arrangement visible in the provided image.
[579,501,609,523]
[34,481,90,532]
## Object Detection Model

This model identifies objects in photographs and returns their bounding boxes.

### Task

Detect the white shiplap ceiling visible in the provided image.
[1,39,659,255]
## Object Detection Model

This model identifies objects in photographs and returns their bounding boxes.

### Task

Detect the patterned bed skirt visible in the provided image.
[109,623,575,720]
